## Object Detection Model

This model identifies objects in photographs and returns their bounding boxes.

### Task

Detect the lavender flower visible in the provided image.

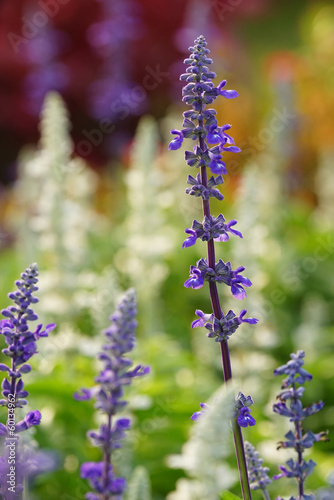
[191,391,255,428]
[234,392,256,428]
[0,263,55,499]
[75,289,149,500]
[273,351,328,498]
[182,214,242,248]
[184,258,252,300]
[244,441,271,499]
[192,309,258,342]
[185,173,224,201]
[169,35,257,499]
[190,402,209,421]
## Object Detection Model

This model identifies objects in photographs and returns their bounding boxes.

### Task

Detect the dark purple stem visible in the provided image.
[198,126,251,500]
[6,319,21,500]
[292,383,304,499]
[102,413,112,500]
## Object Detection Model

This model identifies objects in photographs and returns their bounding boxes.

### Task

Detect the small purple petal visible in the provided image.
[231,285,247,300]
[221,145,241,153]
[220,90,239,99]
[191,310,210,328]
[182,229,197,248]
[169,129,183,150]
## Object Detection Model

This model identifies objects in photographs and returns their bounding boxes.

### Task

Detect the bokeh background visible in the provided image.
[0,0,334,499]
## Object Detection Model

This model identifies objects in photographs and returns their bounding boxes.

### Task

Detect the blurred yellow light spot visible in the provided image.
[64,454,79,472]
[39,406,55,426]
[175,368,194,387]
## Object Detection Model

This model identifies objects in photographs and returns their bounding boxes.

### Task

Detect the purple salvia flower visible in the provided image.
[234,393,256,428]
[185,173,224,201]
[273,351,328,498]
[184,258,252,299]
[274,350,313,387]
[192,309,258,343]
[15,411,42,433]
[0,263,55,499]
[191,309,213,329]
[190,402,209,421]
[237,407,256,428]
[182,214,242,248]
[184,266,204,289]
[168,129,184,150]
[217,80,239,99]
[169,35,257,497]
[244,441,271,493]
[75,289,149,500]
[191,392,256,428]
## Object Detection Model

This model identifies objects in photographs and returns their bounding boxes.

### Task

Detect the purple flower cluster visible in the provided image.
[75,289,149,500]
[185,173,224,200]
[191,391,256,428]
[182,214,242,248]
[87,0,145,122]
[0,264,55,497]
[0,263,55,415]
[273,351,328,496]
[234,392,256,428]
[184,258,252,300]
[244,441,271,492]
[191,309,257,342]
[169,35,256,335]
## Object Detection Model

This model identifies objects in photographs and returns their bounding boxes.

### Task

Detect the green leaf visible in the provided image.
[220,491,242,500]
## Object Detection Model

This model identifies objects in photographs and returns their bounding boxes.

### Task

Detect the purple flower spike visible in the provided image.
[238,407,256,428]
[75,289,149,500]
[0,264,53,494]
[169,36,258,495]
[273,351,327,494]
[169,129,183,150]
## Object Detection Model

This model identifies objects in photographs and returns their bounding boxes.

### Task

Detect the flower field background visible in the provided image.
[0,1,334,499]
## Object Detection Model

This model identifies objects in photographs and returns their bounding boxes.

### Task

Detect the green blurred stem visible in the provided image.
[232,418,252,500]
[261,488,271,500]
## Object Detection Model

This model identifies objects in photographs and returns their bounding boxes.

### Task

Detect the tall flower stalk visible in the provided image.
[75,289,149,500]
[244,441,271,500]
[273,351,328,499]
[0,263,56,499]
[169,35,258,499]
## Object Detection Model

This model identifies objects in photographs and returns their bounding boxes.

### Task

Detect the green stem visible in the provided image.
[261,488,271,500]
[232,419,252,500]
